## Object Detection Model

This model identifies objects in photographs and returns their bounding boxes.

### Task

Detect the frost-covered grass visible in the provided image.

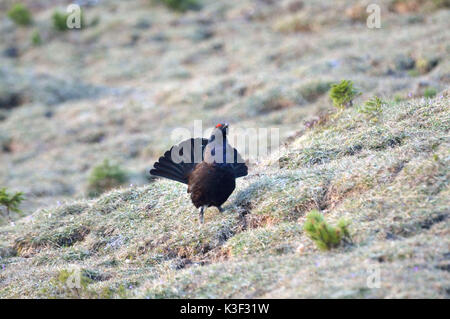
[1,96,448,298]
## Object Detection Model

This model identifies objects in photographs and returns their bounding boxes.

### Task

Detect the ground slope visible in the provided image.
[1,0,449,215]
[0,95,448,298]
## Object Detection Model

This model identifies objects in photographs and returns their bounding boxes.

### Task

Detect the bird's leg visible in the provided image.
[218,206,224,213]
[199,206,205,225]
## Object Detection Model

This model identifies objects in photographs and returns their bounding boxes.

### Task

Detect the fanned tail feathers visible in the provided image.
[150,138,208,184]
[150,137,248,183]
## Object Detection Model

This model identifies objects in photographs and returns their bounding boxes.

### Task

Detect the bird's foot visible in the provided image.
[199,206,205,225]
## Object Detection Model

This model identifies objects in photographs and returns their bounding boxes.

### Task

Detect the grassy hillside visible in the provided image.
[1,95,448,298]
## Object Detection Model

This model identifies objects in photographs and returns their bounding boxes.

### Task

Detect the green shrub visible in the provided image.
[31,30,42,46]
[0,188,24,220]
[329,80,360,110]
[87,160,128,197]
[7,3,32,26]
[303,210,350,251]
[424,87,437,98]
[358,96,385,122]
[52,11,70,31]
[51,268,93,298]
[154,0,202,12]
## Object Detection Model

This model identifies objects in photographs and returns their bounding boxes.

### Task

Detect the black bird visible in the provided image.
[150,123,248,223]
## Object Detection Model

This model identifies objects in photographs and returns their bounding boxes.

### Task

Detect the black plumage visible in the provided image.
[150,123,248,223]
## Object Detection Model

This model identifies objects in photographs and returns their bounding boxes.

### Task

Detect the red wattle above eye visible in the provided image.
[216,124,222,128]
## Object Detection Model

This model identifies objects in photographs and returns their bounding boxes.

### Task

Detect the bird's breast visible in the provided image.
[187,162,236,208]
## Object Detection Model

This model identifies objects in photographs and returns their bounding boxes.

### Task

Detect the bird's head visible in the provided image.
[208,123,229,144]
[213,123,228,136]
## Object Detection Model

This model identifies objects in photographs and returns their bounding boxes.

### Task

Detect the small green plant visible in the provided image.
[51,268,93,298]
[424,87,437,98]
[154,0,201,12]
[358,96,385,122]
[87,160,128,197]
[7,3,32,26]
[31,30,42,46]
[408,57,439,75]
[52,11,70,31]
[303,210,350,251]
[0,188,24,220]
[329,80,360,110]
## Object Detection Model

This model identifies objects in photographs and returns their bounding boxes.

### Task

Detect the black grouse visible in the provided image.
[150,123,248,223]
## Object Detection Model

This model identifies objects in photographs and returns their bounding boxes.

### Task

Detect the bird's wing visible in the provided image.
[150,138,208,184]
[203,139,248,178]
[230,146,248,178]
[173,137,209,178]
